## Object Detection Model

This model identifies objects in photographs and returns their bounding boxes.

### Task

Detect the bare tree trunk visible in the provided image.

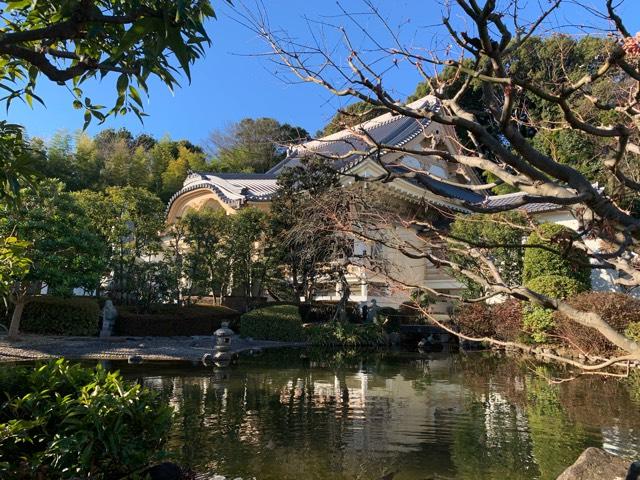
[7,295,26,341]
[333,271,351,323]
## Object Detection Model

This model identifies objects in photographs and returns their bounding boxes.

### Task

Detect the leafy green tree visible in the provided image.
[448,212,528,296]
[74,187,165,305]
[71,133,102,190]
[207,118,308,173]
[269,157,341,301]
[229,208,269,298]
[0,0,220,126]
[149,137,177,197]
[0,122,40,204]
[0,181,107,339]
[161,145,209,200]
[0,237,30,302]
[179,208,233,303]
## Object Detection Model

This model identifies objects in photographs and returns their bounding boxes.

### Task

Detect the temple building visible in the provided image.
[165,96,615,310]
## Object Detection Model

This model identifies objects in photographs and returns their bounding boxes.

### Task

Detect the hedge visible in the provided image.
[523,307,555,343]
[299,301,362,323]
[306,322,387,346]
[116,304,240,336]
[20,296,100,336]
[523,223,591,290]
[240,304,306,341]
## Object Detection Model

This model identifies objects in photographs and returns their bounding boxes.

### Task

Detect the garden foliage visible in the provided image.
[117,304,240,336]
[555,292,640,355]
[240,304,306,341]
[20,297,100,336]
[0,360,173,479]
[305,322,387,347]
[523,223,591,290]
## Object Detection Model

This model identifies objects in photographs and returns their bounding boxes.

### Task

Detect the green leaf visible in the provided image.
[116,74,128,96]
[83,110,91,130]
[4,0,31,12]
[72,100,83,110]
[114,17,164,59]
[166,27,192,81]
[128,85,142,107]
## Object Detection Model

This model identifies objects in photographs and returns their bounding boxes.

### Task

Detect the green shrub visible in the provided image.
[306,322,386,347]
[523,306,555,343]
[117,304,240,336]
[526,274,586,299]
[523,223,591,290]
[298,301,361,323]
[626,322,640,343]
[240,304,306,341]
[20,296,100,336]
[0,359,172,479]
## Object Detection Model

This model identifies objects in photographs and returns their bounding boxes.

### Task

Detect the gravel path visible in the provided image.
[0,335,307,363]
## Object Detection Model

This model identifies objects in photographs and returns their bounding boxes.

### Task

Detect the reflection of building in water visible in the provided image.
[273,357,465,456]
[481,391,530,449]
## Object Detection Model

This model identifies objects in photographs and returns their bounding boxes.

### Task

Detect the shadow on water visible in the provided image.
[110,348,640,480]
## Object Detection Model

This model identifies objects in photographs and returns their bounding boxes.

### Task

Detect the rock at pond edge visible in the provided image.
[556,447,631,480]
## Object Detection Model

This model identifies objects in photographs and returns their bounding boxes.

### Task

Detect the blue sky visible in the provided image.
[3,0,640,146]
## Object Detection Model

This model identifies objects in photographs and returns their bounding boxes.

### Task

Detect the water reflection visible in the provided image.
[119,350,640,480]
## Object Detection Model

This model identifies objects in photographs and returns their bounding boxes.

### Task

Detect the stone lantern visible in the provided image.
[211,322,235,366]
[214,322,234,352]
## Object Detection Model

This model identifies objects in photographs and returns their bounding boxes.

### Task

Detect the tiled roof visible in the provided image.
[166,172,279,214]
[484,192,563,213]
[166,94,567,218]
[267,96,440,174]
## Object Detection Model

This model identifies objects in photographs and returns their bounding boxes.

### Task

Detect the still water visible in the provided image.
[118,349,640,480]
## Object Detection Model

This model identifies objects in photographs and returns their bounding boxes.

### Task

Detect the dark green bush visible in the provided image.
[0,359,173,479]
[20,296,100,336]
[523,223,591,290]
[116,304,240,336]
[240,304,306,341]
[299,301,362,323]
[306,322,387,347]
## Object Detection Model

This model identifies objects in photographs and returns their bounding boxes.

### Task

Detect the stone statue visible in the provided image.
[366,299,380,324]
[100,300,118,338]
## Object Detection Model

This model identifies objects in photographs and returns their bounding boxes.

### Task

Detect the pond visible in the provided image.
[115,349,640,480]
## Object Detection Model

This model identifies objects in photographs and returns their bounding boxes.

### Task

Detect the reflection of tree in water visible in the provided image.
[453,355,603,480]
[451,399,538,480]
[127,350,640,479]
[525,367,596,480]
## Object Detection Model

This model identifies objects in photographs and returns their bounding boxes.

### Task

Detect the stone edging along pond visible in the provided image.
[0,334,309,363]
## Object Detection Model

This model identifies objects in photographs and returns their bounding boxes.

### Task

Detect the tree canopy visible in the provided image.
[207,118,308,173]
[0,0,221,126]
[1,180,107,337]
